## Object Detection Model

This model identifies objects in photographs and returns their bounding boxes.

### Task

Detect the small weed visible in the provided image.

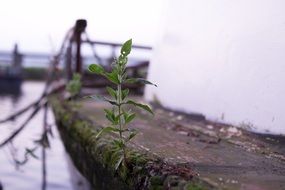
[66,73,82,99]
[87,39,157,170]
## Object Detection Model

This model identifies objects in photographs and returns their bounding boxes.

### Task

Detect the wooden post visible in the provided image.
[65,41,72,80]
[74,19,87,74]
[12,43,23,76]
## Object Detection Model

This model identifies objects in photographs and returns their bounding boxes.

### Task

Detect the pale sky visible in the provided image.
[0,0,164,52]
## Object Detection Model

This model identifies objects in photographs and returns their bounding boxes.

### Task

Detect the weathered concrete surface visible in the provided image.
[51,96,211,190]
[51,95,285,190]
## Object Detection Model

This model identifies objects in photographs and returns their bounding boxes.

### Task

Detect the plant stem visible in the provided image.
[117,71,127,163]
[118,83,122,140]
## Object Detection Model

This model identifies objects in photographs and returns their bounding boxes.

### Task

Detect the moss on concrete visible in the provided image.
[49,96,212,190]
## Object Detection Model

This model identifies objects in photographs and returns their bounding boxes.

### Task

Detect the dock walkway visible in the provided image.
[51,95,285,190]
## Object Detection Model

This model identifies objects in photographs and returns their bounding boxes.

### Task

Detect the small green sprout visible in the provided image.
[87,39,157,169]
[66,73,82,98]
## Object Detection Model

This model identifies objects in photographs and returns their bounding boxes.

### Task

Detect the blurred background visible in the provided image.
[0,0,164,189]
[0,0,164,51]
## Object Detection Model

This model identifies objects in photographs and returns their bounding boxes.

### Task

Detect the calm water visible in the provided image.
[0,81,89,190]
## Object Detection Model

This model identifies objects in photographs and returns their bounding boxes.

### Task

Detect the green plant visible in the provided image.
[66,73,82,98]
[87,39,156,169]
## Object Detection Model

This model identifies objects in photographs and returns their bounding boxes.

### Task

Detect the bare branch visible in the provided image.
[0,83,65,125]
[0,100,46,148]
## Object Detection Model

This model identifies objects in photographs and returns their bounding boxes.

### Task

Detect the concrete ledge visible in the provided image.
[50,95,285,190]
[50,97,212,190]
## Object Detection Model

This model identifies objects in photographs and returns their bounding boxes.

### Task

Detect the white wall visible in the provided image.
[145,0,285,135]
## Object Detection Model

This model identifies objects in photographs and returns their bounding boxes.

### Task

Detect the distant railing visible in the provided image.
[82,40,152,50]
[0,18,153,95]
[0,19,152,82]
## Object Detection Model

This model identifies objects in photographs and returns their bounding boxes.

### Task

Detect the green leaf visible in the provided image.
[114,113,122,125]
[126,78,157,87]
[115,155,124,170]
[85,95,118,106]
[125,100,154,115]
[88,64,105,75]
[121,39,132,56]
[106,72,120,84]
[106,87,117,99]
[106,114,115,124]
[112,139,125,149]
[122,88,129,100]
[95,126,121,139]
[126,130,138,142]
[125,113,136,124]
[104,109,116,124]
